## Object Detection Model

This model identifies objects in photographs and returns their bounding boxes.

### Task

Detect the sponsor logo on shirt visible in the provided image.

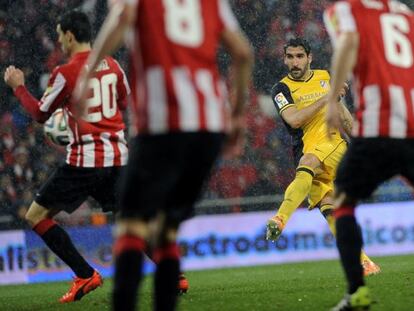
[274,92,289,109]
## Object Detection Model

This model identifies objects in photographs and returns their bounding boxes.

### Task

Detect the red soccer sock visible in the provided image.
[153,242,180,264]
[113,234,147,257]
[32,218,57,236]
[333,204,355,219]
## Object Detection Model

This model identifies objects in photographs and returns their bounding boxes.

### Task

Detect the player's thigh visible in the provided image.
[322,140,347,174]
[35,164,94,213]
[308,143,345,208]
[335,138,398,200]
[307,140,346,175]
[166,133,225,223]
[119,134,219,221]
[91,166,124,213]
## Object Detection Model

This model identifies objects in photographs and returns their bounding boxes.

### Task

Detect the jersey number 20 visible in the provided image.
[84,73,118,123]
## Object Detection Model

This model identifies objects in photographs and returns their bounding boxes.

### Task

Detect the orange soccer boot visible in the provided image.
[266,215,285,241]
[59,270,103,303]
[178,273,189,294]
[362,259,381,276]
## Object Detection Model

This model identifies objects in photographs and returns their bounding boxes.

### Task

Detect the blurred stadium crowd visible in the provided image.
[0,0,413,229]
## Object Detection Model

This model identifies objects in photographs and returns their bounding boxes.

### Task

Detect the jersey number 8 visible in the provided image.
[163,0,204,47]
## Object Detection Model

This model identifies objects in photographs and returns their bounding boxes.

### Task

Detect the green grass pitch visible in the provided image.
[1,254,413,311]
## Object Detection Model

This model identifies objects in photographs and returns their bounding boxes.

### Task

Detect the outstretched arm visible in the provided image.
[4,66,49,123]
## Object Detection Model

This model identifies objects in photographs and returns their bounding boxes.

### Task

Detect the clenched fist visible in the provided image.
[4,66,25,91]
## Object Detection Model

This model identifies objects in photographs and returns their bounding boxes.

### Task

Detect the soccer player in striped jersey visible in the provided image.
[266,38,379,276]
[325,1,414,310]
[4,10,129,303]
[76,0,253,310]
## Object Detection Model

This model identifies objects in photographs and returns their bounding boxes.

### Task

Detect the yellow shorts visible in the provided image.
[307,140,347,209]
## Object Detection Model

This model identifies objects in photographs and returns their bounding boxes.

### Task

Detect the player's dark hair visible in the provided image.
[58,10,91,43]
[284,38,311,55]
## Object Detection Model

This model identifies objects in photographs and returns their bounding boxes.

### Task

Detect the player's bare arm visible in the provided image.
[220,28,254,157]
[221,29,253,117]
[86,2,134,74]
[338,101,354,137]
[281,95,328,129]
[326,32,359,136]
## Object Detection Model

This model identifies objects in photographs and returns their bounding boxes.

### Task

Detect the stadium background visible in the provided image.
[0,0,414,289]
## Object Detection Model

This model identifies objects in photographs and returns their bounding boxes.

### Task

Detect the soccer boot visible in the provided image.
[178,273,189,294]
[331,286,372,311]
[266,215,285,241]
[59,270,103,303]
[362,259,381,276]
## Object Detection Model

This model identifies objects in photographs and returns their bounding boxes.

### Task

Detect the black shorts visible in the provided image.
[35,164,124,213]
[335,138,414,200]
[119,132,225,224]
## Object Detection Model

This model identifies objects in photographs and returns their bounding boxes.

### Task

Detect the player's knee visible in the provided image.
[25,202,48,227]
[116,219,150,240]
[164,227,178,243]
[333,191,357,207]
[298,153,320,170]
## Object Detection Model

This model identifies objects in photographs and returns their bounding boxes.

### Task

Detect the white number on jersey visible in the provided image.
[84,73,118,123]
[380,13,413,68]
[163,0,204,47]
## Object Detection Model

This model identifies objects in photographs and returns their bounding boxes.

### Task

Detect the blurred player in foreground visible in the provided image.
[4,10,130,303]
[76,0,253,310]
[266,38,379,276]
[324,0,414,310]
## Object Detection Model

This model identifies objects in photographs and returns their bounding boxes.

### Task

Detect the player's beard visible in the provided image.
[289,63,309,80]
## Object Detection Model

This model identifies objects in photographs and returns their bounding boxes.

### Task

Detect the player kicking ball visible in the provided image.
[266,38,380,277]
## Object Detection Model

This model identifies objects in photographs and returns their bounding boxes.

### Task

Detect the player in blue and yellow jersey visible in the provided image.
[266,38,380,276]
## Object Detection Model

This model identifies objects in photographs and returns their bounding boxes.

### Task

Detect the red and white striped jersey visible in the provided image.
[324,0,414,138]
[19,51,130,167]
[125,0,239,134]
